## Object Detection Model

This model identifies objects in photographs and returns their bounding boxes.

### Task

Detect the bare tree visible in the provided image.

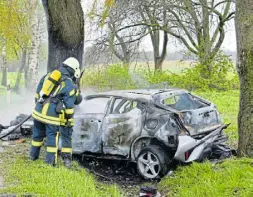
[108,0,234,71]
[165,0,234,70]
[235,0,253,157]
[138,0,169,70]
[90,0,144,67]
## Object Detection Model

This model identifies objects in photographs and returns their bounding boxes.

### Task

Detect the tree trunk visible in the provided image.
[27,0,40,88]
[1,43,7,86]
[42,0,84,72]
[14,49,27,92]
[151,30,168,71]
[236,0,253,157]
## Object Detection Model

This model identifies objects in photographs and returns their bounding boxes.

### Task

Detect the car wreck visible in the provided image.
[0,89,232,179]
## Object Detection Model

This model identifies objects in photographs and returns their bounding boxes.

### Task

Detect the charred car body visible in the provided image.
[72,89,231,179]
[1,89,232,179]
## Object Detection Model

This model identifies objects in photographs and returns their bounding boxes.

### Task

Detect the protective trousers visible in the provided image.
[60,126,72,155]
[30,120,60,165]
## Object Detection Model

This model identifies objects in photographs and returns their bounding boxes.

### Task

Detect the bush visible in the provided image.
[82,64,138,90]
[81,55,239,91]
[178,53,239,91]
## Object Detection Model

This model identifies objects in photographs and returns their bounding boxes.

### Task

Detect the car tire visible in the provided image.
[137,145,170,179]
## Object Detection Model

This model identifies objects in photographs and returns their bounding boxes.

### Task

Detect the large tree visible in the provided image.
[235,0,253,156]
[42,0,84,72]
[165,0,234,71]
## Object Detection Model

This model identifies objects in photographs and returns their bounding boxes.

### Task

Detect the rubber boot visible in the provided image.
[30,146,41,161]
[62,153,72,168]
[45,152,56,166]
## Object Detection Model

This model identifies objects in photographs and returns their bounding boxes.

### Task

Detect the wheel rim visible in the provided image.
[137,151,160,179]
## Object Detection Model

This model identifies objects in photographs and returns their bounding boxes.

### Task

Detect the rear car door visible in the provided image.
[101,97,146,157]
[72,96,110,154]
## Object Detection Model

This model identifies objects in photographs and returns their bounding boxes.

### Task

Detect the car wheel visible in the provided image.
[137,145,170,179]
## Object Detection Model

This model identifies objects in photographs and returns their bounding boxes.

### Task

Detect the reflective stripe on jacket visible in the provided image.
[32,67,76,126]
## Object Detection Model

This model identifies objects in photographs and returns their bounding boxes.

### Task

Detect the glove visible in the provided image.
[74,94,83,105]
[65,120,72,128]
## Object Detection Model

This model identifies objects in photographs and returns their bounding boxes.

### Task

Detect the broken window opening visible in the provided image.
[111,98,140,114]
[161,93,208,111]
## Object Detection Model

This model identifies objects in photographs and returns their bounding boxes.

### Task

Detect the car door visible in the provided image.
[101,97,146,157]
[72,96,111,154]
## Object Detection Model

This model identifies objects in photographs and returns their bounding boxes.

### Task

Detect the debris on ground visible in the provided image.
[15,139,26,144]
[166,170,174,177]
[74,155,161,196]
[139,186,161,197]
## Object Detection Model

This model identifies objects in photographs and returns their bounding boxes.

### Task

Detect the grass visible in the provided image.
[158,158,253,197]
[0,144,121,197]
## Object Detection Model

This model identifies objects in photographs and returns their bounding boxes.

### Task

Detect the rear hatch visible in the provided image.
[154,91,222,135]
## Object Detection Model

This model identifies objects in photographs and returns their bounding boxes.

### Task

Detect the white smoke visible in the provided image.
[0,89,34,125]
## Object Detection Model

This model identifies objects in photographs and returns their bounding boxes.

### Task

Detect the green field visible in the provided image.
[0,62,247,197]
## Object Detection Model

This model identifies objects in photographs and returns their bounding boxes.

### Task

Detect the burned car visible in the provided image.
[72,89,231,179]
[2,89,231,179]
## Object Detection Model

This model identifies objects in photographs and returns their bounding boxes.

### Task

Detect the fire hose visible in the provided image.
[0,114,32,140]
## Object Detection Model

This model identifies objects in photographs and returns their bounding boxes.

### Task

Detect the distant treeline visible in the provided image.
[83,49,237,66]
[3,50,236,72]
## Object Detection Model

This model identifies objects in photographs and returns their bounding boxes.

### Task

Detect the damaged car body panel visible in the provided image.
[101,97,145,156]
[153,91,222,135]
[72,96,111,154]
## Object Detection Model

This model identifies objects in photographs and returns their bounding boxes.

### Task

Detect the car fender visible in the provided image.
[130,136,156,160]
[130,136,169,160]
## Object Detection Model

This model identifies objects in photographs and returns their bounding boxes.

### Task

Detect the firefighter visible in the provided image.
[60,81,83,168]
[30,57,80,166]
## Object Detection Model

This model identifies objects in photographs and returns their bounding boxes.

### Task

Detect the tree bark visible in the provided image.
[151,30,168,71]
[236,0,253,157]
[42,0,84,72]
[1,43,7,86]
[27,0,40,88]
[14,49,27,92]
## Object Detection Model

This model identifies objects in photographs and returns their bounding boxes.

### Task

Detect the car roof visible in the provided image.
[84,89,189,101]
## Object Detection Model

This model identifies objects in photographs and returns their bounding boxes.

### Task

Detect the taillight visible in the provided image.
[185,151,189,160]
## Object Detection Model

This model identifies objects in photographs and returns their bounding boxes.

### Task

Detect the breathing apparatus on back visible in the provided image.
[38,57,81,103]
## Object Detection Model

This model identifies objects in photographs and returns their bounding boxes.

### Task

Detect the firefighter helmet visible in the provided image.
[63,57,81,79]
